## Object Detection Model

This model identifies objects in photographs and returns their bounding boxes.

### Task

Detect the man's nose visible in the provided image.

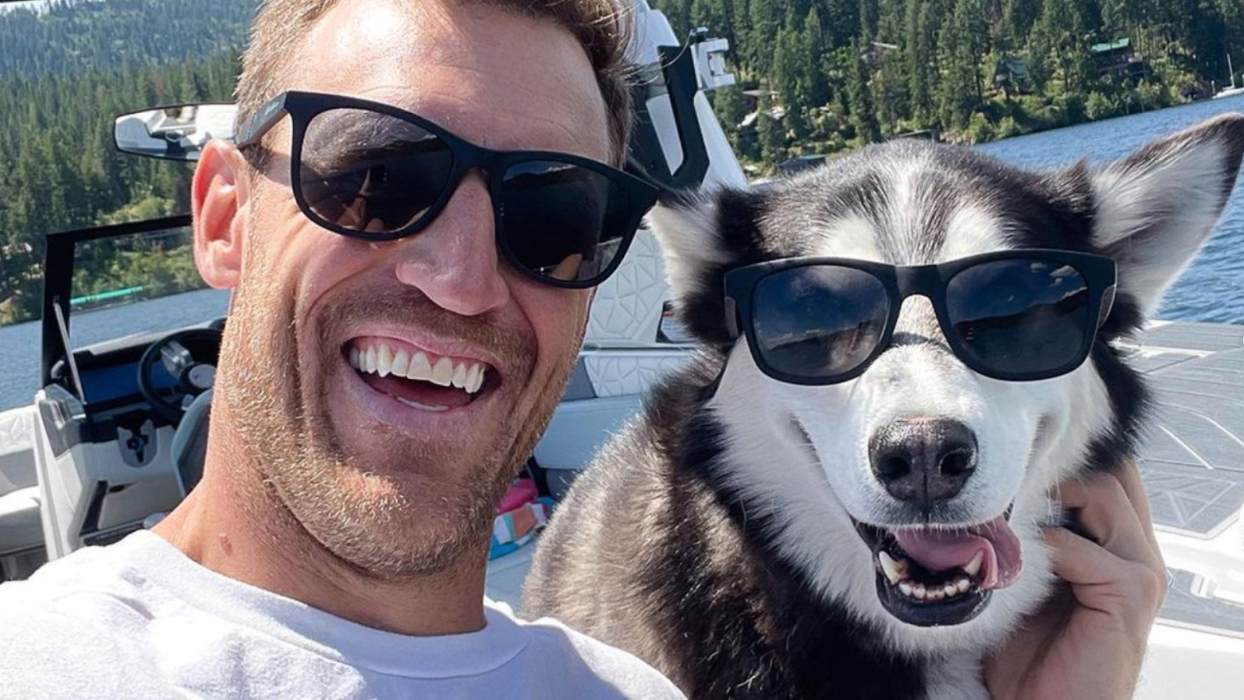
[868,418,978,509]
[393,173,510,316]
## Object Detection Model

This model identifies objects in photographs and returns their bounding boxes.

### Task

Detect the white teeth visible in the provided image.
[395,396,449,412]
[350,342,489,395]
[408,351,433,381]
[889,554,976,602]
[391,349,410,377]
[431,357,454,386]
[964,551,984,578]
[376,344,393,378]
[878,551,905,585]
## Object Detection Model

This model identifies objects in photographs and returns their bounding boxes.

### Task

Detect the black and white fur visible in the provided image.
[523,115,1244,699]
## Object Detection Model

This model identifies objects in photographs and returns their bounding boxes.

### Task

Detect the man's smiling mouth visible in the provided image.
[345,337,494,412]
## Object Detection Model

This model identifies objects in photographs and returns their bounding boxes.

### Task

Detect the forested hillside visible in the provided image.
[0,0,255,74]
[653,0,1244,165]
[2,0,1243,326]
[0,0,255,325]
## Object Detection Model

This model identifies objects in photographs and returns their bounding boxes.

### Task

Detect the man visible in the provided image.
[0,0,1163,698]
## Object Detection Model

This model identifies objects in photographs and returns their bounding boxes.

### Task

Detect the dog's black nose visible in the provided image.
[869,419,978,508]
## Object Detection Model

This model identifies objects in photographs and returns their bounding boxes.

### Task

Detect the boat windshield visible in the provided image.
[67,227,229,349]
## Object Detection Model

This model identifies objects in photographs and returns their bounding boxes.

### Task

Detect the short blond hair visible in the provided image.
[235,0,634,163]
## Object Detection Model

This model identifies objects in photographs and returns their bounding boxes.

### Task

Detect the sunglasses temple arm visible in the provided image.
[1098,283,1117,329]
[723,297,741,339]
[234,95,290,148]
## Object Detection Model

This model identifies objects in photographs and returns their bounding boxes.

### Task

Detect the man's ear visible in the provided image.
[1090,113,1244,318]
[647,187,767,344]
[192,140,252,290]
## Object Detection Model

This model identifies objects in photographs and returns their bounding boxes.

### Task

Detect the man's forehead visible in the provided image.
[289,0,612,162]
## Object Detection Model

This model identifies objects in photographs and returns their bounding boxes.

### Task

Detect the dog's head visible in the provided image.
[650,115,1244,647]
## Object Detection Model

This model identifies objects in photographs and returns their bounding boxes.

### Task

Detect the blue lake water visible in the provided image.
[977,95,1244,325]
[1,96,1243,411]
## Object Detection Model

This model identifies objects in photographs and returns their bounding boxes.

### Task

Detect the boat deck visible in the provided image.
[1134,322,1244,638]
[1135,322,1244,538]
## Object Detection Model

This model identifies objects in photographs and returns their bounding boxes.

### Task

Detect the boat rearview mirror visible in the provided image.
[113,104,236,161]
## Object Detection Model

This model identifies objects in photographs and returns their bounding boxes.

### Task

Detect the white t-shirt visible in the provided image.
[0,531,684,699]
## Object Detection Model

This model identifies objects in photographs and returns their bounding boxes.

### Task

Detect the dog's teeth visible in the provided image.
[956,578,970,594]
[878,551,905,584]
[928,588,944,601]
[964,551,984,578]
[913,584,927,600]
[899,581,914,597]
[943,583,958,598]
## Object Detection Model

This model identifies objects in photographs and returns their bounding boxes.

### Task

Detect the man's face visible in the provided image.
[211,0,611,578]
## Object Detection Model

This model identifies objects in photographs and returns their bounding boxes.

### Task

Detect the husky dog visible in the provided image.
[522,115,1244,699]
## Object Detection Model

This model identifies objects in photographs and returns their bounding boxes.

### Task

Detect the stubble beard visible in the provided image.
[214,215,582,582]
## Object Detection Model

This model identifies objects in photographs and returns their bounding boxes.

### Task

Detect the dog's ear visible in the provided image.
[1090,113,1244,318]
[648,187,768,345]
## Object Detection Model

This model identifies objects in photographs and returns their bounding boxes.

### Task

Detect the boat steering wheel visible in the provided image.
[138,328,223,423]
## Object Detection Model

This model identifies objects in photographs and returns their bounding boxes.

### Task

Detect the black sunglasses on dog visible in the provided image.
[724,250,1117,384]
[234,91,660,289]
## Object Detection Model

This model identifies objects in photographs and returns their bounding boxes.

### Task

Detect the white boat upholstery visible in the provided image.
[0,408,41,556]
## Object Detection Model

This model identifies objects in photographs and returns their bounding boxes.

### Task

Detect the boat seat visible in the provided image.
[0,487,42,555]
[171,389,212,497]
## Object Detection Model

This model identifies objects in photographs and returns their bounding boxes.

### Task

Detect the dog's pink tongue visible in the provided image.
[892,517,1022,590]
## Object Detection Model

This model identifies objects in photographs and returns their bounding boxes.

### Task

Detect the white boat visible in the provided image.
[1,4,1243,697]
[1214,54,1244,99]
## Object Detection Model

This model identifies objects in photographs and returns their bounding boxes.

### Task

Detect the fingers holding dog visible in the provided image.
[1050,463,1167,617]
[1053,468,1153,569]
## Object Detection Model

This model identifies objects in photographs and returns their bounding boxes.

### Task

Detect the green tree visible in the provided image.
[757,101,787,164]
[937,0,981,130]
[802,7,832,107]
[846,40,882,143]
[905,0,935,124]
[712,85,750,149]
[1029,0,1095,94]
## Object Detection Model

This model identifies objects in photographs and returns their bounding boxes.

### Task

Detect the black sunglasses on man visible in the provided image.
[234,90,661,289]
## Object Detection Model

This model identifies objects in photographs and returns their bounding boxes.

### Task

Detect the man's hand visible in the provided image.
[985,462,1167,700]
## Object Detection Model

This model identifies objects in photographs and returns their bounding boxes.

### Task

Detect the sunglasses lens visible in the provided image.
[946,259,1092,377]
[299,108,453,235]
[752,266,890,380]
[500,160,638,286]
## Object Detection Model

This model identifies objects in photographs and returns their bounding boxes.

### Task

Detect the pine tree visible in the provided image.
[803,7,832,107]
[938,0,981,130]
[846,39,882,143]
[757,101,787,164]
[905,0,934,124]
[712,85,749,145]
